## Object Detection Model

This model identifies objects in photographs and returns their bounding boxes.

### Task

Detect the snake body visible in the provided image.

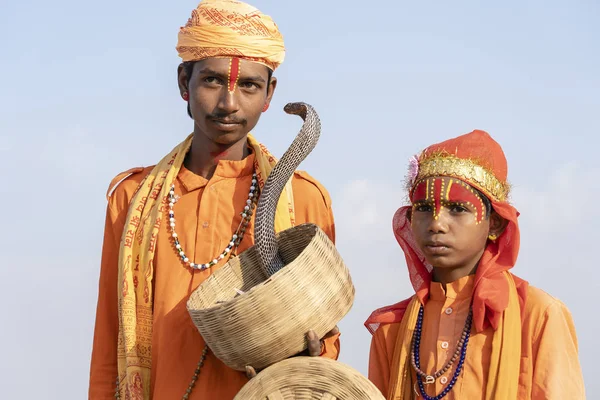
[254,102,321,276]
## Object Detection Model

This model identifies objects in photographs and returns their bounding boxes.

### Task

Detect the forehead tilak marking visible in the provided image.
[447,179,486,224]
[412,178,486,224]
[228,57,241,93]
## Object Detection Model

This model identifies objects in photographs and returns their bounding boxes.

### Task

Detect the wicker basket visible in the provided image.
[233,356,386,399]
[187,223,355,371]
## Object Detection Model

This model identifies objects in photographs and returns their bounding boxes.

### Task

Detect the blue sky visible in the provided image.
[1,0,598,397]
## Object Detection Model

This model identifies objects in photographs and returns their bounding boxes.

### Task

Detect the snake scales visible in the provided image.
[254,102,321,276]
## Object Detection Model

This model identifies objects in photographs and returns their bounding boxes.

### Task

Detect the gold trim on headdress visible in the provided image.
[412,154,510,202]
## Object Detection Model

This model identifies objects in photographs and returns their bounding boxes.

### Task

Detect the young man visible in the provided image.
[89,1,339,398]
[365,130,585,399]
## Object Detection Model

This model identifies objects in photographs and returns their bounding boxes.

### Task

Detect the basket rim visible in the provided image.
[186,223,340,314]
[234,356,386,399]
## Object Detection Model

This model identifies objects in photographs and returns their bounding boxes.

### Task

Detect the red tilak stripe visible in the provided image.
[433,178,442,219]
[229,57,240,92]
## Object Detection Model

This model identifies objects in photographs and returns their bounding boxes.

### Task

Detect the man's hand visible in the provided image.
[302,325,340,357]
[245,365,258,379]
[245,326,340,379]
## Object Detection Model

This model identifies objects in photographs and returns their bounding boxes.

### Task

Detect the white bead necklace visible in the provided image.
[167,173,258,270]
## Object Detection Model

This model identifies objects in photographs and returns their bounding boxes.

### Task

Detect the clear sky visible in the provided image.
[1,0,598,397]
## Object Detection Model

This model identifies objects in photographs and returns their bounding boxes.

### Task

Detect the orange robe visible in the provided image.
[369,276,585,399]
[89,153,340,399]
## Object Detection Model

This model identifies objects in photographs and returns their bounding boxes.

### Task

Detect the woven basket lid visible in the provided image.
[187,223,355,371]
[234,356,386,399]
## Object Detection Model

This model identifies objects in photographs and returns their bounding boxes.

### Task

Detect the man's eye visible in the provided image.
[204,77,223,85]
[239,81,259,89]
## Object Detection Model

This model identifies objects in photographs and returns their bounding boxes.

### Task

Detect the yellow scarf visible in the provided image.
[388,272,521,399]
[115,133,295,398]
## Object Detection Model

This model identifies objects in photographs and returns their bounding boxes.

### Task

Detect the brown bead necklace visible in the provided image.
[410,307,473,384]
[115,345,209,399]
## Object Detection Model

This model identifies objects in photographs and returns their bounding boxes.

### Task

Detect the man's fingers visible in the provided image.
[306,330,322,356]
[245,365,257,379]
[323,325,340,338]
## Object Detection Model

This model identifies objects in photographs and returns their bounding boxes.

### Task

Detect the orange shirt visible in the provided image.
[89,153,340,399]
[369,276,585,399]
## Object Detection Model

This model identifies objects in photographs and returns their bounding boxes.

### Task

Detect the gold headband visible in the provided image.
[412,155,510,202]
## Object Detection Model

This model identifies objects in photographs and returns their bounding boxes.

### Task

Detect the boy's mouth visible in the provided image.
[425,241,451,255]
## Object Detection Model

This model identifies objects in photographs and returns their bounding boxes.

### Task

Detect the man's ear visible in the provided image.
[265,76,277,107]
[177,63,190,98]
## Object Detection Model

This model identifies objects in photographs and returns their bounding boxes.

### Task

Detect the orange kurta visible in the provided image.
[369,276,585,399]
[90,153,340,399]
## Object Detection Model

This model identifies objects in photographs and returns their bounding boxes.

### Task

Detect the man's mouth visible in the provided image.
[211,119,243,131]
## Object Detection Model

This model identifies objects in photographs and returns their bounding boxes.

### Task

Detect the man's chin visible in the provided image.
[202,129,248,145]
[215,132,247,145]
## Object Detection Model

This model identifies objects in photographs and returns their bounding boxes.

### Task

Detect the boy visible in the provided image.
[365,130,585,399]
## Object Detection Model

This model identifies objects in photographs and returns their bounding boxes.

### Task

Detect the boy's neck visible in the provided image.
[432,264,478,288]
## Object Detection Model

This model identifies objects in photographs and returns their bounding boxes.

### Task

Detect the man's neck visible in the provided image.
[184,131,250,179]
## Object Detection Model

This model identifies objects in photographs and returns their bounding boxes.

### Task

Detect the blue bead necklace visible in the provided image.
[411,304,473,399]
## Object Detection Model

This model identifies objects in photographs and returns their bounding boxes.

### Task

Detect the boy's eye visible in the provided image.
[239,81,259,89]
[449,204,468,213]
[414,204,432,212]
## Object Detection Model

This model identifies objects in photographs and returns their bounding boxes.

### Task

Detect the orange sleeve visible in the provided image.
[316,188,340,360]
[319,189,335,245]
[319,195,341,360]
[292,171,336,244]
[319,332,341,360]
[369,326,391,397]
[315,192,340,361]
[89,199,127,399]
[530,301,585,399]
[291,171,340,360]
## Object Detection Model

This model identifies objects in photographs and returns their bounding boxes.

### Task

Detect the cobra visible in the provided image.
[254,102,321,276]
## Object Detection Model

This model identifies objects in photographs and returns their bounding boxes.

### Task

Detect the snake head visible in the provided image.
[283,102,310,121]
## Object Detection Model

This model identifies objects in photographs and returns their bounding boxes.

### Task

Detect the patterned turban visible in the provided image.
[176,0,285,71]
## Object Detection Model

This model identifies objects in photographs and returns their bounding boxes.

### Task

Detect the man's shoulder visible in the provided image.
[106,166,155,210]
[291,170,332,208]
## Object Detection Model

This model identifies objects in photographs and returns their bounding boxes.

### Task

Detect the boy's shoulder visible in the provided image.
[525,285,568,310]
[523,285,572,329]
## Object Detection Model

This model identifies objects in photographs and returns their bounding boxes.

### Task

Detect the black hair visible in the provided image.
[182,61,273,118]
[473,187,493,218]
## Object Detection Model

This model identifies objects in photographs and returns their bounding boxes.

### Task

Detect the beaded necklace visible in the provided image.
[115,172,258,398]
[411,304,473,400]
[168,173,258,270]
[115,345,209,400]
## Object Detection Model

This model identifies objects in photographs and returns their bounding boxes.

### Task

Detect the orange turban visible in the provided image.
[176,0,285,71]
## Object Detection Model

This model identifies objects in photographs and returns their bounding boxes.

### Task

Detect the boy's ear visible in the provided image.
[489,211,508,238]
